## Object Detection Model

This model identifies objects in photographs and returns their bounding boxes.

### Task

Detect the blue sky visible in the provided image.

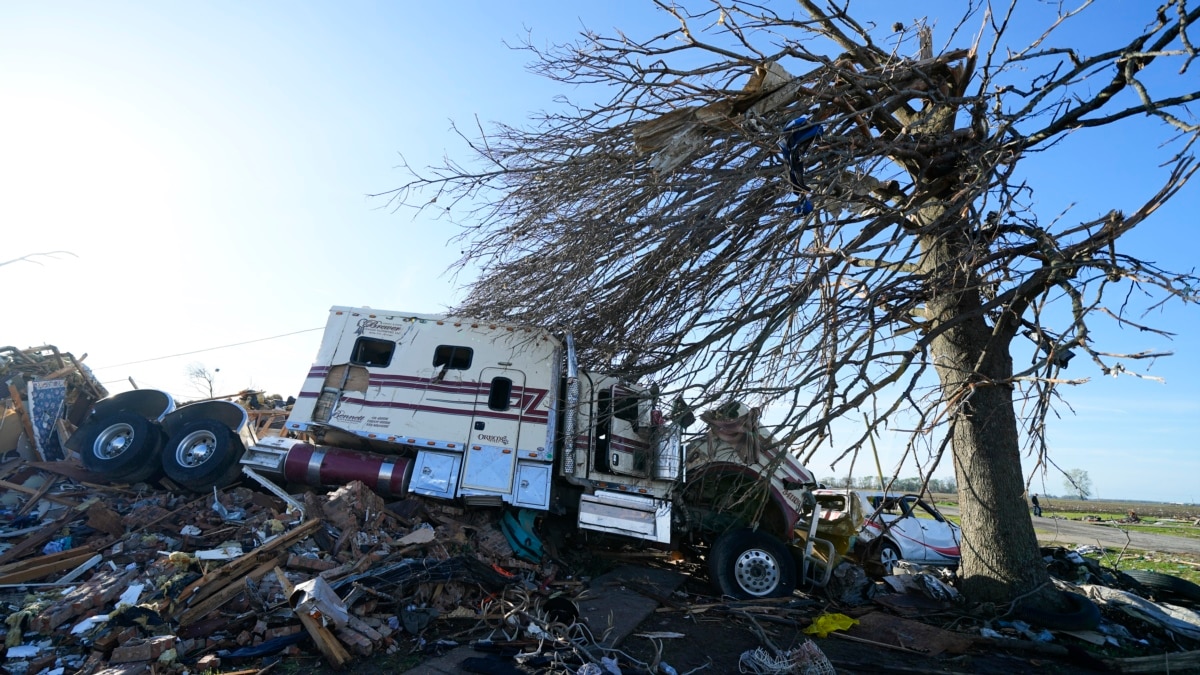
[3,2,1197,502]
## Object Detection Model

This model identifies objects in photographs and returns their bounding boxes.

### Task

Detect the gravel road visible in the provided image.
[1031,516,1200,555]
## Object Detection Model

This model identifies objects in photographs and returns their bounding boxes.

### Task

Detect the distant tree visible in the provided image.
[392,0,1200,606]
[186,363,219,400]
[855,476,879,490]
[1063,468,1093,500]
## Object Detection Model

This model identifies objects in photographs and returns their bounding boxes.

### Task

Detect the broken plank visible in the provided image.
[0,478,79,507]
[16,475,60,517]
[0,497,95,566]
[275,566,351,669]
[172,518,321,615]
[0,545,96,576]
[5,381,41,461]
[0,549,95,585]
[177,553,284,626]
[1105,649,1200,673]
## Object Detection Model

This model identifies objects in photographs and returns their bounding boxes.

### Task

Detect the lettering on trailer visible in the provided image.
[331,411,367,425]
[477,433,510,446]
[354,318,411,337]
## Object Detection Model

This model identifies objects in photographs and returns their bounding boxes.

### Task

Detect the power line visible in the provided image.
[90,327,324,370]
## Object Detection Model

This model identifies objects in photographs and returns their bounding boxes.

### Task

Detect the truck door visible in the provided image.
[597,385,651,478]
[461,368,525,493]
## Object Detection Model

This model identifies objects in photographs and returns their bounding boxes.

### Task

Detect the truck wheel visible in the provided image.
[162,420,245,491]
[708,528,796,599]
[79,411,165,483]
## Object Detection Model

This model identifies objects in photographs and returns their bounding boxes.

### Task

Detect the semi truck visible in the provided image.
[69,306,834,597]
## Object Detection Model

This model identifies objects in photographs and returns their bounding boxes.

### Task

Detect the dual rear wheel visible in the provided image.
[80,415,244,492]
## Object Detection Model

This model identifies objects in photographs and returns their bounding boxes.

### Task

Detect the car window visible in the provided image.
[912,498,945,522]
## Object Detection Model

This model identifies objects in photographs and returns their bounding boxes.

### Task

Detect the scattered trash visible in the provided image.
[803,612,860,638]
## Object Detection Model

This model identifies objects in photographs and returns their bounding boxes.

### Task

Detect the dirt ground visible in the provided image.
[255,554,1176,675]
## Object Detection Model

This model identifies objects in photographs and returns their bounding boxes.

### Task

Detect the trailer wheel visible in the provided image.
[708,528,796,599]
[162,420,245,491]
[79,411,165,483]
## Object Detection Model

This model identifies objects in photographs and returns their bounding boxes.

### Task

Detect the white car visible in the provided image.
[813,490,961,573]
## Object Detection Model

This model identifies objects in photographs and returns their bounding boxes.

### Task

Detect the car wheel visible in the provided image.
[708,528,797,599]
[162,420,245,492]
[1123,569,1200,605]
[79,411,165,483]
[875,539,902,575]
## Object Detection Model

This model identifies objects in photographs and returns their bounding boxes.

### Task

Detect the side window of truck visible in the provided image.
[613,394,640,430]
[433,345,473,370]
[350,337,395,368]
[488,377,513,411]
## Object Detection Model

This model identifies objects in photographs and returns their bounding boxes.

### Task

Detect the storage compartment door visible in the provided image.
[513,461,551,510]
[410,451,462,499]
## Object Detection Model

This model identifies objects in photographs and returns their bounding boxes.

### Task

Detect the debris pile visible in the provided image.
[0,463,548,674]
[1,345,107,463]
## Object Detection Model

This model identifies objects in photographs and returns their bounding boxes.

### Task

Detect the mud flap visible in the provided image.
[501,509,543,563]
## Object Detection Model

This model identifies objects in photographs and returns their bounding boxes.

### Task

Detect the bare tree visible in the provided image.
[384,1,1199,605]
[186,363,219,400]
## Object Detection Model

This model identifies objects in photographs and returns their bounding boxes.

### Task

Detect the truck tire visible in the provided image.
[162,420,245,492]
[1123,569,1200,604]
[79,411,166,483]
[708,528,796,599]
[1016,590,1102,631]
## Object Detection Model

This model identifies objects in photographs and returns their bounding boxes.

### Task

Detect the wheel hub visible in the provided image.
[177,430,217,467]
[95,423,135,459]
[732,548,780,596]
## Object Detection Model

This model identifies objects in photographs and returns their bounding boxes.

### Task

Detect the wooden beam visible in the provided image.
[172,518,322,616]
[177,554,284,626]
[5,381,41,461]
[0,546,96,575]
[0,549,95,585]
[0,478,79,508]
[275,566,351,669]
[0,497,95,566]
[16,475,60,517]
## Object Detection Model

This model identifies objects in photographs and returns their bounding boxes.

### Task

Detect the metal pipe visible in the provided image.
[281,443,413,496]
[562,334,579,476]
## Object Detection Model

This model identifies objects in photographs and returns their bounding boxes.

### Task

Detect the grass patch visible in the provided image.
[1079,547,1200,585]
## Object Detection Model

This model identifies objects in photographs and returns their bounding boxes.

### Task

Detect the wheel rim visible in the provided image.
[880,544,900,573]
[94,423,135,459]
[175,429,218,468]
[732,547,781,597]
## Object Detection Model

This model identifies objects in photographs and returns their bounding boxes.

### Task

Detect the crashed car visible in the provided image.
[813,489,961,573]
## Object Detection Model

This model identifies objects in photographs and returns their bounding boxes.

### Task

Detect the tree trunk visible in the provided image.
[920,222,1050,604]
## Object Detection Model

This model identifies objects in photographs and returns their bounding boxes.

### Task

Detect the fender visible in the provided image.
[687,462,799,539]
